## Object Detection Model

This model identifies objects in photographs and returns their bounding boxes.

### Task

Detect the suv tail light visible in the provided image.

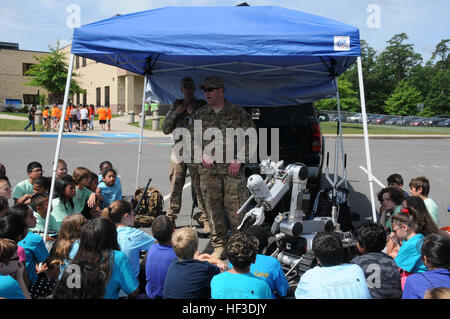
[311,122,322,153]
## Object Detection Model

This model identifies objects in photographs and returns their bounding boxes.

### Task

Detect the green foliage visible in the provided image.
[315,78,360,111]
[24,41,84,104]
[384,81,422,116]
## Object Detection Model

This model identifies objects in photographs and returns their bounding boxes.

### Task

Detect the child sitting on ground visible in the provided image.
[145,215,177,299]
[51,175,78,232]
[56,159,68,180]
[351,222,402,299]
[409,176,439,226]
[295,232,371,299]
[102,199,155,294]
[72,167,102,219]
[97,168,122,209]
[163,227,221,299]
[31,176,50,196]
[0,238,31,299]
[211,232,272,299]
[29,193,58,240]
[387,173,409,198]
[13,161,43,205]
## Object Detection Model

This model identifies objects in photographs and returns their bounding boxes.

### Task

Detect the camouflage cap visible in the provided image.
[180,77,195,88]
[199,76,224,90]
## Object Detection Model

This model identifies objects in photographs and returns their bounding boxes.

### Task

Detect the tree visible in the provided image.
[423,69,450,116]
[431,39,450,71]
[315,78,360,111]
[384,80,423,116]
[25,42,84,104]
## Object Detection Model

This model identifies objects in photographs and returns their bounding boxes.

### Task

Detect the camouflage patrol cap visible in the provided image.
[180,77,195,88]
[199,76,224,90]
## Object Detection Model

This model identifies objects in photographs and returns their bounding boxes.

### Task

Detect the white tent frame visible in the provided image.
[42,53,377,248]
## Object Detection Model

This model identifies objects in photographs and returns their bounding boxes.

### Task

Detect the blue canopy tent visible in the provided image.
[42,6,376,243]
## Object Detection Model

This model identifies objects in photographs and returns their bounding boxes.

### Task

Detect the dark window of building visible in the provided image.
[23,94,37,104]
[96,87,101,106]
[82,57,86,67]
[22,63,34,76]
[75,56,79,69]
[104,86,110,107]
[76,93,80,105]
[83,93,87,105]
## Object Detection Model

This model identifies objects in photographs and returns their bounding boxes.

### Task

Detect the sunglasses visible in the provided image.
[203,87,220,92]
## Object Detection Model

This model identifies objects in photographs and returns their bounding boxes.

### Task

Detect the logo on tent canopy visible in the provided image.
[334,36,350,51]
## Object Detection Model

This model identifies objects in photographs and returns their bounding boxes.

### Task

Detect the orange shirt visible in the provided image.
[51,107,59,117]
[97,107,107,120]
[106,108,112,120]
[43,109,48,118]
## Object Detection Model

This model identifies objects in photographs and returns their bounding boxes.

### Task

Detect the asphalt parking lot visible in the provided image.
[1,135,449,253]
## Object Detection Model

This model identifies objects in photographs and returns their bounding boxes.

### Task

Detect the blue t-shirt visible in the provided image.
[98,181,122,209]
[395,233,427,273]
[63,243,138,299]
[18,231,49,284]
[145,243,177,299]
[295,263,371,299]
[211,271,273,299]
[163,259,220,299]
[0,275,26,299]
[402,269,450,299]
[117,226,155,278]
[228,254,289,298]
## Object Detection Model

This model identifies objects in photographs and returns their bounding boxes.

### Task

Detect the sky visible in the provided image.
[0,0,448,62]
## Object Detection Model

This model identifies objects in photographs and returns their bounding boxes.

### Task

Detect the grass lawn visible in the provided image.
[0,118,44,131]
[320,121,450,135]
[129,116,166,131]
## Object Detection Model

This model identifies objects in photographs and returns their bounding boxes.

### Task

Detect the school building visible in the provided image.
[0,42,48,108]
[0,41,169,115]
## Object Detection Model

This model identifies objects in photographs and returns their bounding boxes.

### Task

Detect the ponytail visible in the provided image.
[392,206,438,236]
[100,200,132,225]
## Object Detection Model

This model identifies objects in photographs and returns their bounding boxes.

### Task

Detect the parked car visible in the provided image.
[318,113,330,122]
[426,116,450,126]
[410,117,425,126]
[346,113,363,123]
[437,118,450,127]
[367,115,378,124]
[385,117,400,125]
[373,115,390,124]
[398,116,420,126]
[329,114,347,122]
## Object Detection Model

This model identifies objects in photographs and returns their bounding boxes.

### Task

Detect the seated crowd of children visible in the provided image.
[0,162,449,300]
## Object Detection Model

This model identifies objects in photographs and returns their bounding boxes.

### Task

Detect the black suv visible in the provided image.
[242,103,324,207]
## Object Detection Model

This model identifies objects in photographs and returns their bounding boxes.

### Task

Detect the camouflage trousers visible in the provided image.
[166,159,207,223]
[199,171,249,248]
[187,164,208,225]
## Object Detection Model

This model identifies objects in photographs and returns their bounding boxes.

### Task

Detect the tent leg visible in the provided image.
[42,54,75,249]
[357,57,377,222]
[135,75,148,190]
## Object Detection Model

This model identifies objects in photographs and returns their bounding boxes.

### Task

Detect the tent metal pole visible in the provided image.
[41,53,75,251]
[135,75,148,190]
[333,77,343,197]
[357,56,377,222]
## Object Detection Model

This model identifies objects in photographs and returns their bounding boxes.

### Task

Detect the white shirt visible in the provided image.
[80,108,89,120]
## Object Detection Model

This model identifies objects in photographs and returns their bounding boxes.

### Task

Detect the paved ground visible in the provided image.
[1,113,449,254]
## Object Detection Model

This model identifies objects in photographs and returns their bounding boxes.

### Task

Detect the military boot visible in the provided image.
[211,246,227,260]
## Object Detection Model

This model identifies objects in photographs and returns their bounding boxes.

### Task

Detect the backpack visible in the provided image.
[132,186,165,228]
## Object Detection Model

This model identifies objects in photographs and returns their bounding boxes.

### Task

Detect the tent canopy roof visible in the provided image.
[72,6,361,106]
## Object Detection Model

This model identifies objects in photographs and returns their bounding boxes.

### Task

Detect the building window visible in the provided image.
[104,86,110,107]
[75,56,79,69]
[23,94,37,104]
[82,57,86,67]
[76,93,80,105]
[22,63,34,76]
[83,93,87,106]
[96,87,101,106]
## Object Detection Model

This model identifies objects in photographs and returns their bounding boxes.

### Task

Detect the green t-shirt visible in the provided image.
[51,197,79,232]
[73,186,93,213]
[30,211,58,234]
[12,179,33,200]
[386,205,402,231]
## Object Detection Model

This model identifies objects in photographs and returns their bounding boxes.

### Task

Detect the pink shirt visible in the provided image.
[17,245,26,263]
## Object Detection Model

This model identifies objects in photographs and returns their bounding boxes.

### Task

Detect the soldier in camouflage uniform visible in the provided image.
[190,76,256,259]
[162,77,209,231]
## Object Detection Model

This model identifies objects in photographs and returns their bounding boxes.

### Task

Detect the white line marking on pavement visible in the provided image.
[163,182,192,201]
[359,165,385,188]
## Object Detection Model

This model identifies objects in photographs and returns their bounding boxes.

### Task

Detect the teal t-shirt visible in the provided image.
[424,198,439,226]
[386,205,402,231]
[0,275,26,299]
[211,271,272,299]
[18,231,49,283]
[73,186,93,213]
[12,179,33,200]
[395,233,427,273]
[51,197,79,232]
[30,211,58,234]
